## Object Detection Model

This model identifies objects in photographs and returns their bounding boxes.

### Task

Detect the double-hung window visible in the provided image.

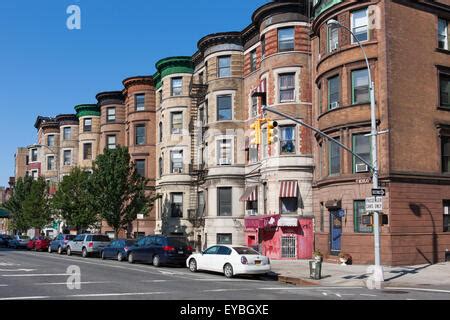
[444,201,450,232]
[135,125,146,145]
[328,75,340,109]
[63,127,71,140]
[63,150,72,166]
[107,135,116,150]
[261,36,266,59]
[249,145,258,164]
[279,73,295,102]
[217,139,232,166]
[352,69,370,104]
[217,95,232,121]
[218,187,232,216]
[354,200,373,233]
[440,72,450,108]
[171,193,183,218]
[83,143,92,160]
[135,94,145,111]
[351,8,369,43]
[218,56,231,78]
[47,135,55,147]
[171,77,183,96]
[438,18,448,50]
[171,112,183,134]
[47,156,55,171]
[171,150,183,173]
[353,134,371,173]
[135,160,145,177]
[251,96,258,118]
[280,126,296,154]
[328,24,339,52]
[329,137,341,175]
[31,149,38,162]
[278,27,295,52]
[442,136,450,173]
[250,50,257,72]
[84,118,92,132]
[107,107,116,122]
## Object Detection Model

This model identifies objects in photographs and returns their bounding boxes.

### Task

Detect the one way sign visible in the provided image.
[372,188,386,196]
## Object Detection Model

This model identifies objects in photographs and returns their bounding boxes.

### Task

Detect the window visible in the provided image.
[444,201,450,232]
[135,160,145,177]
[107,107,116,122]
[351,8,369,43]
[263,183,268,215]
[47,156,55,171]
[63,127,71,140]
[159,122,163,142]
[280,126,296,154]
[218,187,232,216]
[84,118,92,132]
[217,139,232,166]
[218,56,231,78]
[261,35,266,59]
[47,135,55,147]
[278,27,295,52]
[250,50,257,72]
[328,75,340,109]
[251,96,258,118]
[440,72,450,108]
[135,94,145,111]
[442,136,450,173]
[107,135,116,150]
[171,112,183,134]
[171,77,183,96]
[249,145,258,164]
[217,234,232,245]
[353,134,371,173]
[135,125,146,145]
[159,157,163,177]
[329,137,341,175]
[262,128,268,159]
[279,73,295,102]
[217,95,232,121]
[31,149,38,162]
[354,200,373,233]
[31,170,38,180]
[438,19,449,50]
[198,191,205,216]
[328,24,339,52]
[83,143,92,160]
[171,150,183,173]
[318,83,323,114]
[320,202,324,232]
[171,193,183,218]
[280,198,298,214]
[352,69,370,104]
[63,150,72,166]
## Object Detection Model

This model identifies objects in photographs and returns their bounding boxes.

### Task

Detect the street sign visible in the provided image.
[372,188,386,196]
[365,196,383,212]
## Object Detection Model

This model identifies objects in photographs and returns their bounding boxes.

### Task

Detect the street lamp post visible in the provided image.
[326,19,383,282]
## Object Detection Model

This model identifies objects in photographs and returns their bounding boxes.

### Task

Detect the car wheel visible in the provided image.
[189,259,197,273]
[101,251,105,260]
[128,252,135,264]
[152,255,160,268]
[117,252,123,262]
[82,248,88,258]
[224,264,234,279]
[48,246,52,253]
[57,246,63,255]
[67,247,72,256]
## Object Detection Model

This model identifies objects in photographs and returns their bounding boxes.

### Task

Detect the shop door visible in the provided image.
[281,235,297,259]
[330,210,342,255]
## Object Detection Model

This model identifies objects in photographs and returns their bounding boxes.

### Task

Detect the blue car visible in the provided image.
[48,234,76,254]
[100,239,136,262]
[127,235,193,267]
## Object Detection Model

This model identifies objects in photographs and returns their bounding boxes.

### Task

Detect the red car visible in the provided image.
[27,236,51,251]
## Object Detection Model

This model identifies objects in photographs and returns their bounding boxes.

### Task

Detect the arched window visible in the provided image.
[159,122,163,142]
[159,156,163,177]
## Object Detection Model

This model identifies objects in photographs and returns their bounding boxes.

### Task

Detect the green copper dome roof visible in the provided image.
[74,104,100,118]
[154,56,193,88]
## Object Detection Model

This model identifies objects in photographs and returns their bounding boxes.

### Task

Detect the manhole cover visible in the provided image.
[382,290,409,294]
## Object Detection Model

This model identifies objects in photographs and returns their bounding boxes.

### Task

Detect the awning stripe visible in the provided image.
[280,181,298,198]
[240,186,258,202]
[251,78,267,97]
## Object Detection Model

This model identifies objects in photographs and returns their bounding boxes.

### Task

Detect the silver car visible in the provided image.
[8,235,30,249]
[66,234,111,258]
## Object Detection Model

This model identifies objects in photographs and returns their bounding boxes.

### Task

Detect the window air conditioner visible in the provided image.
[332,43,339,51]
[330,101,340,109]
[219,159,231,165]
[355,163,369,173]
[172,128,181,134]
[246,210,257,216]
[173,168,183,174]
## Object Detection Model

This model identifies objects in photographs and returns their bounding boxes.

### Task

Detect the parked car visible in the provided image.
[0,235,12,247]
[8,235,30,249]
[187,245,271,278]
[48,234,76,254]
[127,235,193,267]
[66,234,111,258]
[27,236,51,251]
[100,239,136,261]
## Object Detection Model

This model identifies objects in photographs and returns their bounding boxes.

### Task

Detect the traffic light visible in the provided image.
[250,120,261,145]
[267,119,278,145]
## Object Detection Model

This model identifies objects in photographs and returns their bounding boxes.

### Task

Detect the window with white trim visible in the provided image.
[171,77,183,96]
[279,73,295,102]
[218,56,231,78]
[217,139,232,166]
[351,8,369,43]
[171,111,183,134]
[278,27,295,52]
[171,150,183,173]
[107,135,116,150]
[63,150,72,166]
[250,96,258,118]
[438,18,449,50]
[280,126,296,154]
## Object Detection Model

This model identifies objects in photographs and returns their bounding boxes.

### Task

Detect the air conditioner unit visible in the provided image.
[172,128,181,134]
[330,101,340,109]
[246,210,257,216]
[331,43,339,51]
[173,168,183,174]
[219,159,231,165]
[355,163,369,173]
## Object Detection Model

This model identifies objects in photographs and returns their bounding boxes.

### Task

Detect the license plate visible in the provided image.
[178,251,184,254]
[255,260,261,265]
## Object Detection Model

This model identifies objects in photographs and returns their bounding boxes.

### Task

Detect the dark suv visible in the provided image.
[127,235,193,267]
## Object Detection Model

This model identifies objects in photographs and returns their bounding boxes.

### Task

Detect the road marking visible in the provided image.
[0,269,36,272]
[0,284,8,287]
[142,280,169,283]
[322,292,328,296]
[0,296,50,301]
[260,286,364,290]
[385,287,450,294]
[34,281,111,286]
[360,294,377,297]
[68,292,169,298]
[2,273,68,277]
[335,293,342,298]
[204,289,253,292]
[0,263,20,266]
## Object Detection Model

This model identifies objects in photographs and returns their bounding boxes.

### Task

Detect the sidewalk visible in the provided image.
[269,260,450,288]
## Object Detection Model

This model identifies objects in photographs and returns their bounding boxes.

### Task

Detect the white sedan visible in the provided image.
[186,245,271,278]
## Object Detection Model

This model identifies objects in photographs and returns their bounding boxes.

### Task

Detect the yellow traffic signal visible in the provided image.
[250,120,261,145]
[267,119,278,145]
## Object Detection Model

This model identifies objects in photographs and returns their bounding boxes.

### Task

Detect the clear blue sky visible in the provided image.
[0,0,268,186]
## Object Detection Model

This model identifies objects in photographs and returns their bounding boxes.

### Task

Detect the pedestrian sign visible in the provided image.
[365,196,383,212]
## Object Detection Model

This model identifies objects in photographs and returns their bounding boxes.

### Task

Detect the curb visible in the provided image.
[277,275,319,286]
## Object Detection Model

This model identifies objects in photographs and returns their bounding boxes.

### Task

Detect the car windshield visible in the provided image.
[167,237,188,247]
[92,235,111,242]
[233,247,260,255]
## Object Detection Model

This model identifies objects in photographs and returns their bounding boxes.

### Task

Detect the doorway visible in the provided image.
[330,210,342,255]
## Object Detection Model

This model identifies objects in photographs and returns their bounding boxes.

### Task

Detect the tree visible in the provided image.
[22,177,52,232]
[91,146,157,239]
[2,176,34,232]
[51,167,99,233]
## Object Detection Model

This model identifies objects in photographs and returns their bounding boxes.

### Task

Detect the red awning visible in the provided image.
[279,181,299,198]
[251,78,267,97]
[240,186,257,202]
[244,214,280,229]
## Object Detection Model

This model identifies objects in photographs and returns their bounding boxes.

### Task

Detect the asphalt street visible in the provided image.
[0,248,449,300]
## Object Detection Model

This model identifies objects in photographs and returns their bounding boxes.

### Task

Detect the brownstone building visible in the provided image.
[311,0,450,265]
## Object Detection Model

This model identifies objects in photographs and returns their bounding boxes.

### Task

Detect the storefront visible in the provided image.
[244,214,313,260]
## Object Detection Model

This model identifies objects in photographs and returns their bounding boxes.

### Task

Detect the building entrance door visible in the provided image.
[330,210,342,255]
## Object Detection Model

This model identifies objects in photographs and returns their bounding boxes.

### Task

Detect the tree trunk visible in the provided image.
[114,229,119,240]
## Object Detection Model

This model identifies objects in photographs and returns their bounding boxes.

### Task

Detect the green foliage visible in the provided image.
[91,146,157,238]
[2,176,34,232]
[51,167,99,233]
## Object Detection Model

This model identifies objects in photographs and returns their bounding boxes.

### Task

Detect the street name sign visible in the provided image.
[365,196,383,212]
[371,188,386,196]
